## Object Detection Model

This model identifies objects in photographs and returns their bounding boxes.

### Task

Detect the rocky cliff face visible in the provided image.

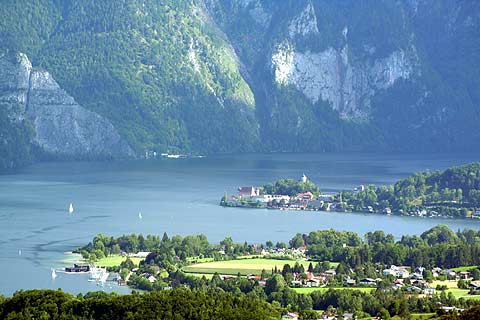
[1,0,479,158]
[0,52,134,160]
[271,40,417,121]
[202,0,480,151]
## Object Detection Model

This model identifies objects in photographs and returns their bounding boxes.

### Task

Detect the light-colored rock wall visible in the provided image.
[271,40,417,121]
[0,52,134,159]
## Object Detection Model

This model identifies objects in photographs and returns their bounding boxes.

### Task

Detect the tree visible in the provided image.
[471,268,480,280]
[162,232,169,242]
[377,307,391,320]
[289,233,305,248]
[308,262,314,273]
[265,274,285,294]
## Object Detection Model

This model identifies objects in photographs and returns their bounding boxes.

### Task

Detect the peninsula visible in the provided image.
[220,163,480,219]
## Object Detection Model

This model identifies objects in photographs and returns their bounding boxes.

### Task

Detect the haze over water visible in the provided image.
[1,152,480,296]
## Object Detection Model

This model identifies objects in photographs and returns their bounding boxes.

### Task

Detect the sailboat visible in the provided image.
[69,203,74,214]
[51,268,57,279]
[138,212,143,220]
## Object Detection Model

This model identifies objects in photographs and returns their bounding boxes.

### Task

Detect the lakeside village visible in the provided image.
[62,244,480,295]
[220,174,480,219]
[61,243,480,320]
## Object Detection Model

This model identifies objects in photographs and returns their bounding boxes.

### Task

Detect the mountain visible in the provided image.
[1,0,479,170]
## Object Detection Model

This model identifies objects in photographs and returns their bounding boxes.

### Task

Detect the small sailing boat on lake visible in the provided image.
[51,268,57,279]
[138,212,143,220]
[69,203,74,214]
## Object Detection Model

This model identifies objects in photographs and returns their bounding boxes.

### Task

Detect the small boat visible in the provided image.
[51,268,57,279]
[69,203,74,214]
[88,266,107,282]
[138,212,143,220]
[18,249,22,256]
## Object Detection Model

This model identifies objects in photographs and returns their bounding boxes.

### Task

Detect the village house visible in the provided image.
[272,194,291,203]
[324,269,337,278]
[318,194,334,202]
[442,269,457,279]
[407,286,422,293]
[305,278,321,287]
[432,267,442,278]
[297,192,314,200]
[383,265,410,278]
[459,271,470,280]
[238,186,260,197]
[469,281,480,292]
[141,273,157,283]
[251,194,272,203]
[133,251,151,258]
[246,274,262,281]
[423,288,436,295]
[282,312,299,320]
[392,283,403,290]
[291,280,303,287]
[412,280,428,289]
[359,278,377,286]
[345,276,356,286]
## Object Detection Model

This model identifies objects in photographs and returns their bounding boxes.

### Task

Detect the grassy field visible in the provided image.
[452,265,478,272]
[431,280,459,289]
[446,288,480,299]
[411,314,436,320]
[93,255,144,268]
[184,273,215,279]
[182,258,313,276]
[293,287,375,294]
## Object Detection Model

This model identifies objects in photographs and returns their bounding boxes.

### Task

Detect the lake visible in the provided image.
[1,152,480,296]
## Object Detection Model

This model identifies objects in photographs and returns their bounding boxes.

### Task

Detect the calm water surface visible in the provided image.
[1,153,480,295]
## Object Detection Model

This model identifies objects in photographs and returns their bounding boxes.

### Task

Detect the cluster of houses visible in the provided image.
[225,175,336,211]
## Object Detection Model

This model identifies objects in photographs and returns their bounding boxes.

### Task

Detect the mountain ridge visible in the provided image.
[1,0,479,170]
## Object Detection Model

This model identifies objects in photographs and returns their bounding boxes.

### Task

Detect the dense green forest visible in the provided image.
[340,162,480,218]
[0,289,280,319]
[1,289,479,320]
[0,108,35,172]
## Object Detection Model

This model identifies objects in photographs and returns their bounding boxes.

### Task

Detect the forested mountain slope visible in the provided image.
[1,0,479,170]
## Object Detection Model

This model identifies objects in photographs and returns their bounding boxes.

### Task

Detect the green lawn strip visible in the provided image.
[293,287,375,294]
[410,314,436,320]
[431,280,458,289]
[182,267,266,276]
[184,273,214,279]
[185,257,215,263]
[93,255,143,268]
[445,288,480,299]
[182,258,312,276]
[451,265,478,272]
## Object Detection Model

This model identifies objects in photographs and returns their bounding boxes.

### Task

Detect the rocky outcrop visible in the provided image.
[0,52,31,120]
[270,1,418,121]
[0,52,134,159]
[271,41,417,121]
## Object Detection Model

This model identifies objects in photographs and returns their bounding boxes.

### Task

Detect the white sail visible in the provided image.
[138,212,143,220]
[51,268,57,279]
[69,203,74,214]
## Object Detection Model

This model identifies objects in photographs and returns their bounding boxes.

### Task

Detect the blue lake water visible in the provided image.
[1,152,480,296]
